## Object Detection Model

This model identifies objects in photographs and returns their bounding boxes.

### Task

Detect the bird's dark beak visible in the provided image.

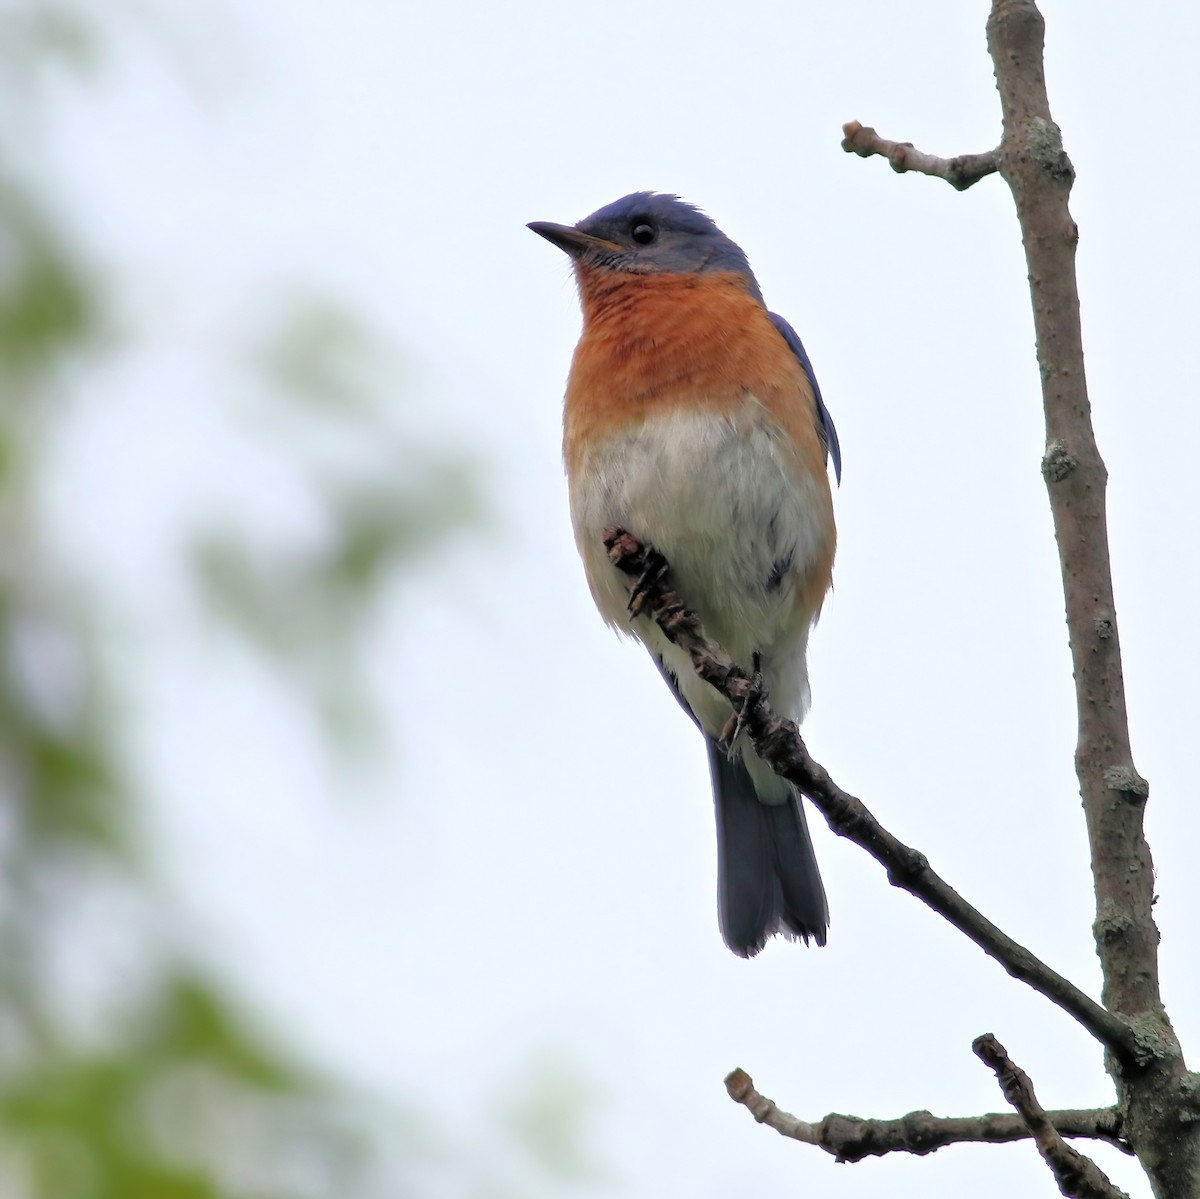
[527,221,623,260]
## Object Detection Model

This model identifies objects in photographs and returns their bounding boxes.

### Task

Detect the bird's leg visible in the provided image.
[719,651,765,754]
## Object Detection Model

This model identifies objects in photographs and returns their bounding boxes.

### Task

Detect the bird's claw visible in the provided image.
[719,656,765,754]
[626,547,669,619]
[718,710,743,752]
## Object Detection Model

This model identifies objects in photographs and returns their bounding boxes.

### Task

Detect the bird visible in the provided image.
[529,192,841,957]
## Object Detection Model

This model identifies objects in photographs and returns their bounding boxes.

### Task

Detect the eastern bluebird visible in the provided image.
[529,193,841,957]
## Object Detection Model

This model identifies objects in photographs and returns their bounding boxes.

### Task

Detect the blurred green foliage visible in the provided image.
[0,186,95,386]
[499,1050,611,1185]
[0,975,368,1199]
[0,4,99,95]
[0,6,604,1198]
[0,7,381,1183]
[194,297,479,745]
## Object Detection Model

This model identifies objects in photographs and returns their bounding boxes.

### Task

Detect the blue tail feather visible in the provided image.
[706,740,828,956]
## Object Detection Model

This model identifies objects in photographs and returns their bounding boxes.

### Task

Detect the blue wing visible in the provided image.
[768,312,841,485]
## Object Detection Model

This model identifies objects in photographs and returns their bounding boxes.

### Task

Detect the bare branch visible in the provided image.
[603,528,1138,1062]
[724,1068,1128,1164]
[987,0,1157,1013]
[841,119,998,190]
[983,0,1198,1188]
[973,1035,1130,1199]
[835,0,1195,1188]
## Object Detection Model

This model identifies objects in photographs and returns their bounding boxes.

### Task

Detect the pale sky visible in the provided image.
[44,2,1200,1196]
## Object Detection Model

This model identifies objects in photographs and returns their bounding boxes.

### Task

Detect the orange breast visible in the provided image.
[562,268,829,492]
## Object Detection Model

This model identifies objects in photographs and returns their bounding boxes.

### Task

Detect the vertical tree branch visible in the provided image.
[986,1,1199,1192]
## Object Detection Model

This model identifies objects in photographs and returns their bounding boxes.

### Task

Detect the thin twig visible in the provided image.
[841,120,998,190]
[603,528,1138,1062]
[973,1035,1130,1198]
[724,1068,1129,1163]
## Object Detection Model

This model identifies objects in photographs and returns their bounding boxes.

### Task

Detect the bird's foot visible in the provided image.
[626,545,669,619]
[719,654,765,753]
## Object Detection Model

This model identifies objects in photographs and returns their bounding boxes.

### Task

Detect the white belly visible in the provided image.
[569,407,830,796]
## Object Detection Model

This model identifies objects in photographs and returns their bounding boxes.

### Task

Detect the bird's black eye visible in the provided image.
[631,222,656,245]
